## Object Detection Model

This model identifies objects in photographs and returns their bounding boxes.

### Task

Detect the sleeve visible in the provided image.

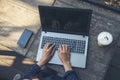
[63,70,79,80]
[21,64,41,79]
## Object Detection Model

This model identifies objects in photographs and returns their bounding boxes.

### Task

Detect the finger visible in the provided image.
[59,45,62,51]
[67,46,70,52]
[46,43,53,49]
[61,44,63,51]
[58,45,61,53]
[48,44,55,56]
[44,43,49,49]
[62,44,66,52]
[48,44,55,51]
[66,45,70,52]
[58,45,62,54]
[64,44,68,51]
[51,47,55,56]
[43,43,48,49]
[58,47,60,53]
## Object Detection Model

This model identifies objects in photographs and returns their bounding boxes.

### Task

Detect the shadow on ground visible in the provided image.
[0,50,35,80]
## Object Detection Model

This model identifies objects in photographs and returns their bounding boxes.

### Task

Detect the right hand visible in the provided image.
[58,44,72,72]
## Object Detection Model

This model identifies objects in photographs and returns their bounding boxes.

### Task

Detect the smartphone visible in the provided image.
[17,29,33,48]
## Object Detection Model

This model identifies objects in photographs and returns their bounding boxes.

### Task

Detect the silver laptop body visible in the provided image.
[36,6,92,68]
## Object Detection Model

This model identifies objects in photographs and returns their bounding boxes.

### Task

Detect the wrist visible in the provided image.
[63,62,72,72]
[37,60,45,67]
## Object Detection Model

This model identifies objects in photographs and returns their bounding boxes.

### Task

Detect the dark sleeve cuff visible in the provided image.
[64,70,75,77]
[64,70,79,80]
[21,64,41,79]
[30,64,41,73]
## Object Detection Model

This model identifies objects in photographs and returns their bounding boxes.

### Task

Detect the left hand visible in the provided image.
[37,43,55,67]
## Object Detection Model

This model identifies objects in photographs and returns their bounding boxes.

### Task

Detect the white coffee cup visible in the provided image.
[97,32,113,46]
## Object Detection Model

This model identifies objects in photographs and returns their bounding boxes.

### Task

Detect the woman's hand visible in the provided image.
[58,44,72,72]
[37,43,55,67]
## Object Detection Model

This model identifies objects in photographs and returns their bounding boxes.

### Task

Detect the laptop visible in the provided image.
[36,6,92,68]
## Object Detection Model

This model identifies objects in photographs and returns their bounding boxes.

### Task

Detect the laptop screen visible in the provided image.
[39,6,92,36]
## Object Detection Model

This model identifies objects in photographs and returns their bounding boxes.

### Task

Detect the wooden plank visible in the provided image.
[0,44,12,51]
[0,0,40,27]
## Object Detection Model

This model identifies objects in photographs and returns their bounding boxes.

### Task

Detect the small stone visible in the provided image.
[107,22,112,26]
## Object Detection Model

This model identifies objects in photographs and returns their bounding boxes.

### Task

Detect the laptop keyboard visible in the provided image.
[41,36,86,54]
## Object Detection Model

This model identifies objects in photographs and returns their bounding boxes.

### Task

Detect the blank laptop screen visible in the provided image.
[39,6,92,35]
